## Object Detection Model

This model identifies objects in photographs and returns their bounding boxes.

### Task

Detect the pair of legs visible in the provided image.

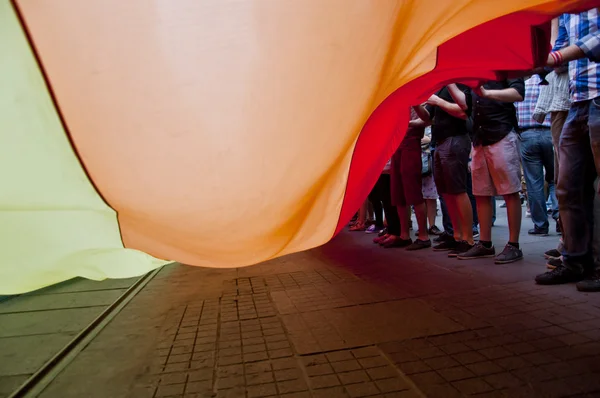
[367,184,385,230]
[520,128,556,233]
[391,143,430,248]
[469,131,523,263]
[421,174,439,231]
[433,135,474,245]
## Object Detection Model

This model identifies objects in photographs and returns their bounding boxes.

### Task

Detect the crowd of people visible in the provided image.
[349,8,600,293]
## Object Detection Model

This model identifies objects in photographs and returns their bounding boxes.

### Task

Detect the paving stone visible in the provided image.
[437,365,476,382]
[310,374,341,389]
[338,370,370,385]
[452,378,494,395]
[344,381,380,398]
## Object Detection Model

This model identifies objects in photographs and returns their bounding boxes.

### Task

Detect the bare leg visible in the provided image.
[397,205,411,240]
[444,194,462,241]
[504,192,522,243]
[455,193,475,245]
[414,202,429,241]
[426,199,437,228]
[476,196,493,242]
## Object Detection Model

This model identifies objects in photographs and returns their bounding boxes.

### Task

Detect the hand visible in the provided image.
[425,94,440,106]
[473,85,487,98]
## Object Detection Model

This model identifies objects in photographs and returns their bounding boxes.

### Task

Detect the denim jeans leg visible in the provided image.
[557,101,596,273]
[521,130,549,231]
[466,171,479,228]
[541,128,558,220]
[439,195,453,234]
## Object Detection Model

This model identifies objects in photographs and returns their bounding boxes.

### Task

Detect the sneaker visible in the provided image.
[433,239,458,252]
[495,244,523,264]
[544,248,561,260]
[428,225,442,236]
[576,270,600,292]
[457,242,496,260]
[500,202,507,208]
[535,266,585,285]
[406,239,432,251]
[546,257,562,269]
[528,227,549,236]
[472,229,480,239]
[434,231,453,244]
[448,241,474,258]
[526,211,532,218]
[383,237,412,249]
[365,224,378,234]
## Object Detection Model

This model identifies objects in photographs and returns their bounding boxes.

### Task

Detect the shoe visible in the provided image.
[373,234,388,244]
[576,270,600,292]
[472,229,480,239]
[383,237,412,249]
[434,231,453,244]
[544,249,561,260]
[528,227,549,236]
[428,225,442,236]
[433,239,458,252]
[526,211,532,218]
[448,241,474,258]
[546,258,562,269]
[500,202,507,208]
[495,244,524,264]
[535,266,585,285]
[457,242,496,260]
[365,224,379,234]
[406,239,432,251]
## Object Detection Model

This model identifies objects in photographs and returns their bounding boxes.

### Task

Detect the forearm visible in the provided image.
[435,100,467,120]
[447,84,468,111]
[482,88,523,103]
[409,118,429,128]
[412,105,431,123]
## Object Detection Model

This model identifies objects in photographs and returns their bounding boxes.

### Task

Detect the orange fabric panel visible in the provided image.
[15,0,599,268]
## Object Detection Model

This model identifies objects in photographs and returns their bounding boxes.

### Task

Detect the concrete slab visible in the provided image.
[0,289,126,313]
[0,307,101,337]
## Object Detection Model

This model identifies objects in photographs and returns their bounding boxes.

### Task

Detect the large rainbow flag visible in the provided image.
[2,0,598,294]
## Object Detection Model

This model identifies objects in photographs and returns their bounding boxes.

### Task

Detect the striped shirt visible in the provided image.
[517,75,551,129]
[533,71,571,122]
[554,9,600,102]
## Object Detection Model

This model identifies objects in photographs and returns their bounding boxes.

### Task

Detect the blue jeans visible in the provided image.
[546,182,559,220]
[557,99,600,274]
[520,128,556,231]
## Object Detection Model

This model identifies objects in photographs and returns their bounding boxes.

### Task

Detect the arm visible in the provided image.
[426,94,467,119]
[412,104,431,123]
[548,31,600,65]
[476,79,524,103]
[447,83,468,111]
[409,117,430,128]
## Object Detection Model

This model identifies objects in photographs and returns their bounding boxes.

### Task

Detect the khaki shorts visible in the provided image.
[471,131,522,196]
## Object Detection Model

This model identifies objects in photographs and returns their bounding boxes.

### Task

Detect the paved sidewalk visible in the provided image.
[20,212,600,398]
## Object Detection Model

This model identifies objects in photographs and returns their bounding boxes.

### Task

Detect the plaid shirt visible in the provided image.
[517,75,551,129]
[578,31,600,62]
[554,9,600,102]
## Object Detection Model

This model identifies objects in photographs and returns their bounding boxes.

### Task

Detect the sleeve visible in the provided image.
[552,14,569,51]
[507,78,525,100]
[576,31,600,62]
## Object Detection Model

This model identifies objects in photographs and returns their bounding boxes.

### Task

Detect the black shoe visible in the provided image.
[546,258,562,269]
[535,266,585,285]
[472,229,480,239]
[428,225,442,236]
[544,248,561,260]
[378,228,388,237]
[495,244,523,264]
[406,239,432,251]
[433,238,457,252]
[434,231,453,244]
[528,227,549,236]
[448,241,474,258]
[576,270,600,292]
[457,242,496,260]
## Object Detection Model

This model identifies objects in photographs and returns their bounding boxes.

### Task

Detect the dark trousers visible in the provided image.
[370,174,400,235]
[557,99,600,274]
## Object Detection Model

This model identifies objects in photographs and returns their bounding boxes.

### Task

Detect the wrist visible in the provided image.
[549,51,563,66]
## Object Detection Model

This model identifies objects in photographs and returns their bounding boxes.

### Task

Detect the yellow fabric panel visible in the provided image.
[0,0,166,294]
[15,0,576,270]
